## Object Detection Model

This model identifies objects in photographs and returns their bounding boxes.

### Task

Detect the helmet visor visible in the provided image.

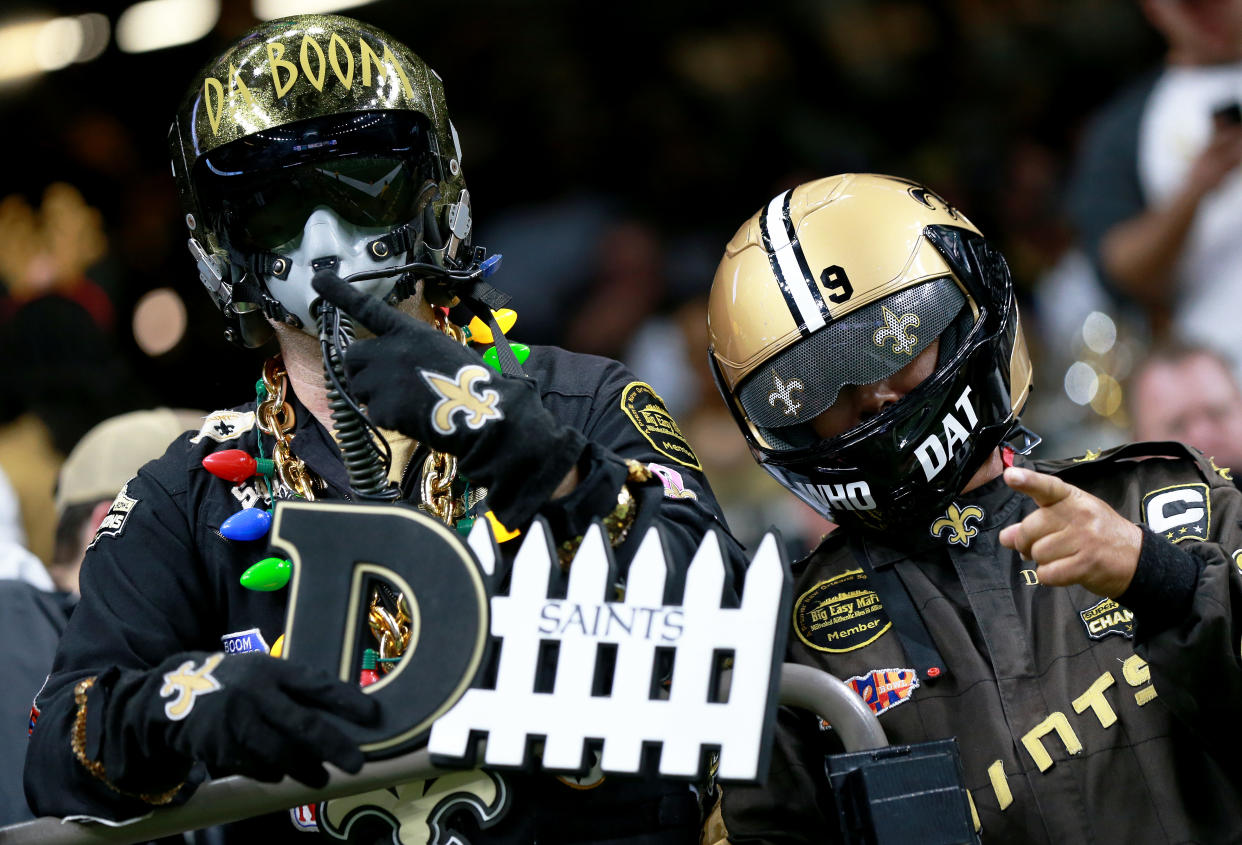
[736,277,968,450]
[204,155,423,251]
[195,111,433,252]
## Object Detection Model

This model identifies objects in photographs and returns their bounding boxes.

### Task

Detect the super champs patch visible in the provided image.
[620,382,701,470]
[1079,597,1134,641]
[794,568,891,653]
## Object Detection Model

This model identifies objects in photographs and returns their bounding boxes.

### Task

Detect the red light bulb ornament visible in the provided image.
[202,450,275,483]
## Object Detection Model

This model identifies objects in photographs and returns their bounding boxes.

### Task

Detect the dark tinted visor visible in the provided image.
[196,111,433,251]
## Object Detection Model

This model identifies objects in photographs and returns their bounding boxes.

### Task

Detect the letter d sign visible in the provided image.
[269,501,490,758]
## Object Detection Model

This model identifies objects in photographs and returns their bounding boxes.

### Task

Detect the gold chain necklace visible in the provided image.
[259,312,470,671]
[257,356,317,501]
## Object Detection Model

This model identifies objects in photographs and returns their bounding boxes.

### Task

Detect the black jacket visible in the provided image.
[718,442,1242,844]
[25,345,743,844]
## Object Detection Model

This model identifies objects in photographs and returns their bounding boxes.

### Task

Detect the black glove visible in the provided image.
[312,270,587,527]
[96,651,379,790]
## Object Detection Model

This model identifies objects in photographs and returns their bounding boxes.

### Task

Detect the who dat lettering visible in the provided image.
[914,385,979,481]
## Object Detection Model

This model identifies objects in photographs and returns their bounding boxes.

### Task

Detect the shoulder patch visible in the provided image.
[191,410,255,444]
[88,483,138,549]
[1078,597,1134,641]
[1142,482,1210,543]
[793,568,891,653]
[620,382,701,470]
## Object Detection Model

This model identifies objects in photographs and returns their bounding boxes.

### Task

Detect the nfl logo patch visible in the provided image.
[290,803,318,832]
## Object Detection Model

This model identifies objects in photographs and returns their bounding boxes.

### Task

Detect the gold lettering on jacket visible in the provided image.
[1072,672,1118,727]
[204,33,416,135]
[1021,712,1083,772]
[986,760,1013,810]
[1122,654,1158,706]
[974,660,1158,829]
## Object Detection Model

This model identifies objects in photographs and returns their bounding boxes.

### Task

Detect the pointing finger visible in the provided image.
[1003,467,1074,508]
[311,269,406,336]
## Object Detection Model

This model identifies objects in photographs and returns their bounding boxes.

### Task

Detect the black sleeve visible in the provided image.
[534,355,747,586]
[1116,463,1242,757]
[24,450,212,820]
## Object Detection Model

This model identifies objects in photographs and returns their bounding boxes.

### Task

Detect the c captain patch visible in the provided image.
[1079,598,1135,641]
[1142,483,1209,543]
[845,668,919,717]
[794,568,891,653]
[620,382,701,470]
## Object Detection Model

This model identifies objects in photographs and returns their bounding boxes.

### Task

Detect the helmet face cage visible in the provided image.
[167,15,469,344]
[712,221,1028,535]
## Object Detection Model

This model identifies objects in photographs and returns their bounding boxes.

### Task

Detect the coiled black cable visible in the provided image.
[318,302,399,501]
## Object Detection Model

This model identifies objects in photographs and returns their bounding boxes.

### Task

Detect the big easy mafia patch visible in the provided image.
[620,382,702,470]
[794,568,891,653]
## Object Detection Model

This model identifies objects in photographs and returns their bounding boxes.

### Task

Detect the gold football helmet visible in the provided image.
[708,173,1033,533]
[169,15,477,346]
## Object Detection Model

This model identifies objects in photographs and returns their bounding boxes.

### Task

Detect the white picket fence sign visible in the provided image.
[429,520,787,782]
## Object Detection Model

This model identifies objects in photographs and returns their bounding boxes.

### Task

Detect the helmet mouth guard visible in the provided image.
[714,223,1029,535]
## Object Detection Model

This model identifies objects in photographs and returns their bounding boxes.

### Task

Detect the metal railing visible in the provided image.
[0,664,884,845]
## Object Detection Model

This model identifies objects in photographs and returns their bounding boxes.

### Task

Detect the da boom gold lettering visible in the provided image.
[265,41,298,98]
[204,34,415,135]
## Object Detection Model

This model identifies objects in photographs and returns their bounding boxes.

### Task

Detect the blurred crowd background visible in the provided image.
[0,0,1206,561]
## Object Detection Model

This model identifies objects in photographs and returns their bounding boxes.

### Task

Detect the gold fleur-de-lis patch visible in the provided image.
[768,373,805,416]
[872,306,920,355]
[1210,456,1233,480]
[1072,449,1101,463]
[930,504,985,547]
[423,364,504,435]
[160,653,225,720]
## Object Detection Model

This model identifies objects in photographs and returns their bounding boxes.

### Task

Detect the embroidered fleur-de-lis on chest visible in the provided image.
[930,504,985,547]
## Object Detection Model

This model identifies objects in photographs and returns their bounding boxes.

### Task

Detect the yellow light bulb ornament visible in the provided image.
[467,309,517,344]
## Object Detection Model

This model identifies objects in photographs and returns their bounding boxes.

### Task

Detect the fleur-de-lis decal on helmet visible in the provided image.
[930,504,985,547]
[768,373,805,416]
[873,306,921,355]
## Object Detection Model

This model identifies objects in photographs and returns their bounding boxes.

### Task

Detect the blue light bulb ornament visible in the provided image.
[220,507,272,541]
